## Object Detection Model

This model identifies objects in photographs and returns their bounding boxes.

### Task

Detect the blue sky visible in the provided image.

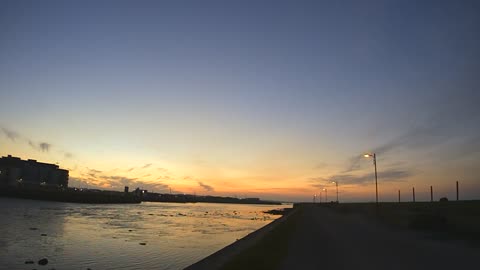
[1,0,479,201]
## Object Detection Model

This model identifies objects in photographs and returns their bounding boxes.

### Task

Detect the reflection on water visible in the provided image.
[0,197,287,270]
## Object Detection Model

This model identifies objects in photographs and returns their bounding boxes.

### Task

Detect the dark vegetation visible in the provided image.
[321,201,480,247]
[220,208,301,270]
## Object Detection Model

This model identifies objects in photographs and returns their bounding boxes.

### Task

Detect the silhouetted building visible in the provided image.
[124,186,129,193]
[0,155,68,188]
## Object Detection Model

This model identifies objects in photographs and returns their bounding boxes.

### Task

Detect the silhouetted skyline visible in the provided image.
[1,0,479,201]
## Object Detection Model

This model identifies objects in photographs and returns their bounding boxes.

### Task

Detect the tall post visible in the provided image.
[398,190,401,203]
[325,189,328,202]
[430,186,433,202]
[336,182,339,203]
[412,187,416,203]
[374,153,378,205]
[456,181,459,201]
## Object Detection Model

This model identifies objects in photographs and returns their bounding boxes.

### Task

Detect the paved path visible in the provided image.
[280,205,478,270]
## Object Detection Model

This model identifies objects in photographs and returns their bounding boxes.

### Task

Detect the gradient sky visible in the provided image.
[1,0,479,202]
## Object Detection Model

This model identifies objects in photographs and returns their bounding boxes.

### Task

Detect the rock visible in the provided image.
[263,208,288,215]
[139,242,146,245]
[38,258,48,265]
[25,260,34,264]
[41,234,47,236]
[29,227,38,231]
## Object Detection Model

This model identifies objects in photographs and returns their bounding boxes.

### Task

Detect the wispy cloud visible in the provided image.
[311,168,412,187]
[84,168,102,178]
[142,163,152,169]
[74,166,171,193]
[1,127,19,141]
[0,126,73,157]
[315,162,328,169]
[343,156,364,173]
[39,142,51,152]
[198,181,214,192]
[28,140,36,148]
[342,90,480,173]
[102,174,170,192]
[28,140,53,152]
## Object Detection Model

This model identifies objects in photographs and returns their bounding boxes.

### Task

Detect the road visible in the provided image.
[279,205,477,270]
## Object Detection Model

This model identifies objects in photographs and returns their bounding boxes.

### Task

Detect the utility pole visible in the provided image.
[363,153,379,206]
[430,186,433,202]
[412,187,416,203]
[456,181,459,201]
[374,153,378,205]
[398,190,401,203]
[332,181,339,203]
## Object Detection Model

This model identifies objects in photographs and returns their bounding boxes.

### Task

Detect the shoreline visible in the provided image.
[0,186,284,205]
[0,186,142,204]
[184,206,297,270]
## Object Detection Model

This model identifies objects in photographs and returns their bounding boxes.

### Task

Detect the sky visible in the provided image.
[1,0,479,202]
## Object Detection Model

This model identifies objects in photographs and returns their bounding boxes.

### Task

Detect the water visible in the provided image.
[0,197,287,270]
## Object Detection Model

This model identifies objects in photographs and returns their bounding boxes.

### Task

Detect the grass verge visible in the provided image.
[325,201,480,247]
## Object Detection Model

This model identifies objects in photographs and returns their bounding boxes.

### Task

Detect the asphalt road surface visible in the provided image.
[279,205,478,270]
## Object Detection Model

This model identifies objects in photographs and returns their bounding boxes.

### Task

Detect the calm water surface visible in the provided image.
[0,197,287,270]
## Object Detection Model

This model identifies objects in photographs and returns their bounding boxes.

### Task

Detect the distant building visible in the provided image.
[0,155,68,188]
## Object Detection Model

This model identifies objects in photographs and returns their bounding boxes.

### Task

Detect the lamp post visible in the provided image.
[323,188,328,203]
[364,153,378,205]
[332,181,339,203]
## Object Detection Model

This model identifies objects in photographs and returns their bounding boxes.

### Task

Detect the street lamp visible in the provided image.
[323,188,328,203]
[332,181,339,203]
[363,153,378,205]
